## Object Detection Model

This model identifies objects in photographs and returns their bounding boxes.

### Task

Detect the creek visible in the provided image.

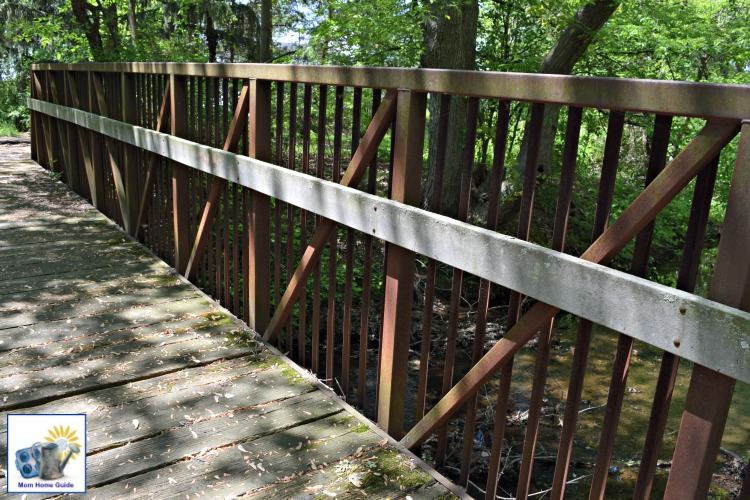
[412,320,750,498]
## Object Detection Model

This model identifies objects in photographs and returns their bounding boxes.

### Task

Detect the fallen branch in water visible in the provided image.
[444,465,591,499]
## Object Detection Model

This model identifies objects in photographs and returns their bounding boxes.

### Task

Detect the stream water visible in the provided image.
[412,320,750,498]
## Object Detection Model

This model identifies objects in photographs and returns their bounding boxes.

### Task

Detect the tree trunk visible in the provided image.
[259,0,272,62]
[420,0,479,217]
[206,9,218,62]
[70,0,104,60]
[514,0,620,184]
[127,0,137,41]
[101,2,121,56]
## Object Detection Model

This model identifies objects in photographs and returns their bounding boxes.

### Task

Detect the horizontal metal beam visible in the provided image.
[29,97,750,384]
[30,63,750,121]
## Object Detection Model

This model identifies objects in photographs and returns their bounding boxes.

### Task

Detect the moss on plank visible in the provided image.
[280,365,304,384]
[257,355,283,370]
[351,424,370,434]
[366,448,432,490]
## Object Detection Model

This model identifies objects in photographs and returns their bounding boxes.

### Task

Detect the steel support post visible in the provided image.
[87,72,106,211]
[170,73,191,274]
[121,72,141,235]
[376,89,426,439]
[665,122,750,498]
[245,79,272,332]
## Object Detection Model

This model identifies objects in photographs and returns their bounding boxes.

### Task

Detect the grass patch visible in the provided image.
[709,485,734,499]
[0,121,19,137]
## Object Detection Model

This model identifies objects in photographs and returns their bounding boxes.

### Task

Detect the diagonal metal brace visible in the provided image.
[135,81,172,238]
[262,89,398,343]
[184,82,250,279]
[400,118,740,450]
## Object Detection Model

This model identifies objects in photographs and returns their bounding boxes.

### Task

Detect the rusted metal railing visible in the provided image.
[29,62,750,499]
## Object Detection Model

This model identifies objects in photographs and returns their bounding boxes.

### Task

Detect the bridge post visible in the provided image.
[170,73,191,274]
[63,71,91,204]
[245,78,271,332]
[121,71,140,236]
[665,122,750,498]
[39,71,55,171]
[48,71,73,186]
[61,71,81,193]
[376,89,426,439]
[29,69,39,163]
[87,71,106,212]
[32,71,52,170]
[63,71,87,200]
[43,72,62,177]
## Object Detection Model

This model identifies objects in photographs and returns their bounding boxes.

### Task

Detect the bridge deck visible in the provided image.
[0,144,457,499]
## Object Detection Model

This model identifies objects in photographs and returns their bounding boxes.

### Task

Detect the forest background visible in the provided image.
[1,0,749,285]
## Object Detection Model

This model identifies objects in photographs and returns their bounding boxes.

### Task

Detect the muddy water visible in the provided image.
[444,321,750,498]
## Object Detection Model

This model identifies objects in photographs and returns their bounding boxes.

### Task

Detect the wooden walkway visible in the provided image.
[0,146,458,499]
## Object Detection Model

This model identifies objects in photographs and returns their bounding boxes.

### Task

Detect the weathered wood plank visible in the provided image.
[0,296,212,352]
[240,449,450,499]
[80,413,388,498]
[84,391,342,488]
[0,271,173,309]
[0,224,121,241]
[0,247,156,283]
[82,360,312,453]
[0,354,274,437]
[0,199,98,224]
[0,260,168,297]
[0,327,258,410]
[0,240,144,275]
[0,281,197,330]
[0,218,114,235]
[0,233,128,258]
[0,223,121,246]
[0,242,155,276]
[0,153,457,499]
[0,314,234,376]
[0,244,147,276]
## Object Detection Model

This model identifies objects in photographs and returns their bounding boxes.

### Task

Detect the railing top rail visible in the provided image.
[32,62,750,121]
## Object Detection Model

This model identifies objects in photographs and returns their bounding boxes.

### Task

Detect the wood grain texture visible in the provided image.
[0,154,453,499]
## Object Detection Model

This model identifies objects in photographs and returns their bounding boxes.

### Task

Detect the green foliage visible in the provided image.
[293,0,423,66]
[0,121,19,136]
[0,78,28,131]
[478,0,570,73]
[581,0,750,84]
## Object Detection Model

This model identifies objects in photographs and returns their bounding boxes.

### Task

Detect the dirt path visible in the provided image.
[0,138,31,162]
